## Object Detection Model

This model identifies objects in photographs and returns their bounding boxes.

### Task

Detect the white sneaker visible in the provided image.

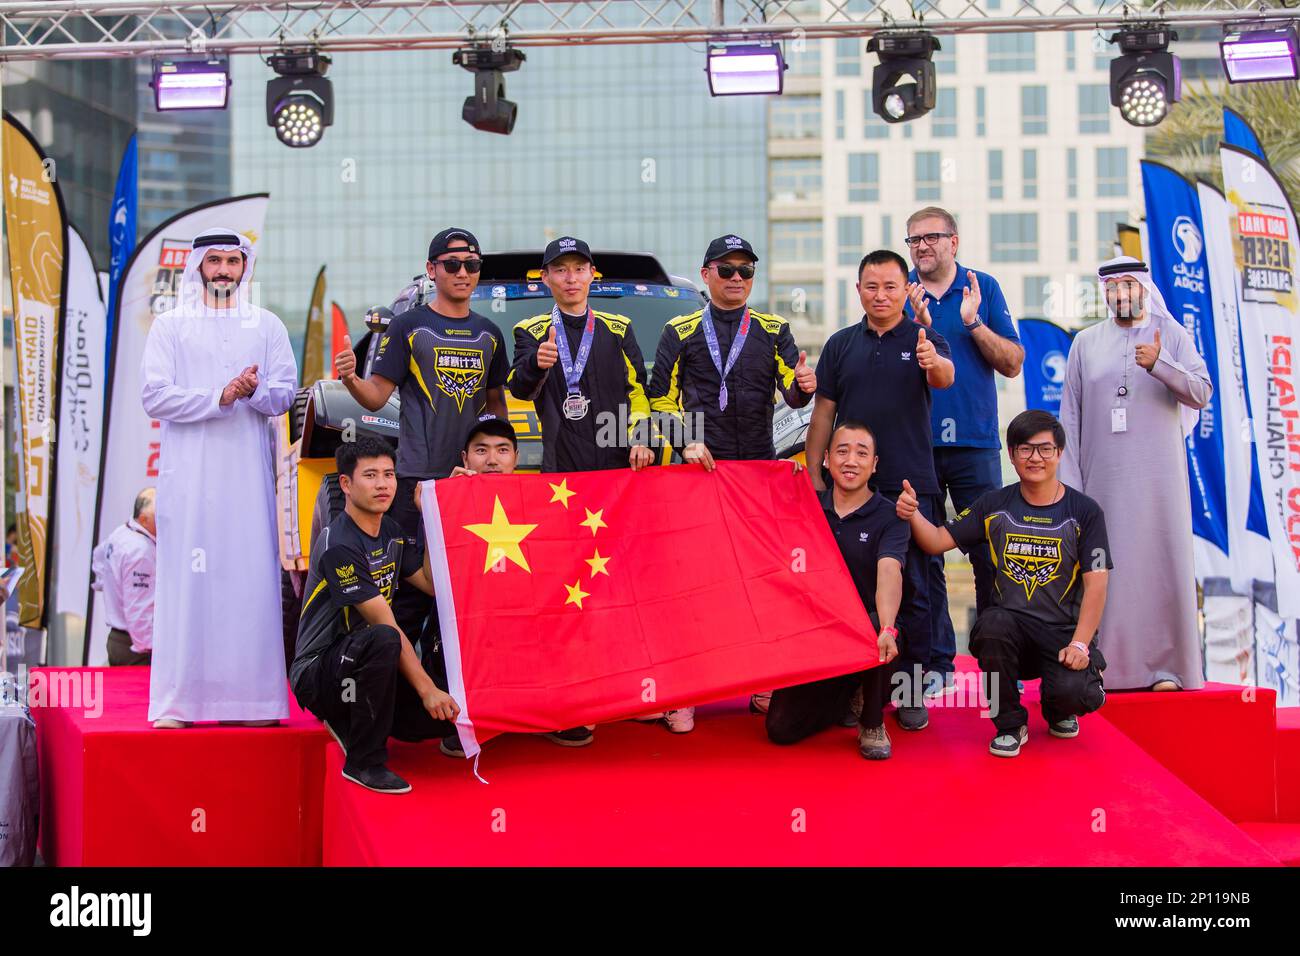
[664,707,695,733]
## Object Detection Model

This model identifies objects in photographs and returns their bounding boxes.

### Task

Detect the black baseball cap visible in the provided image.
[428,227,481,261]
[463,415,518,452]
[702,234,759,266]
[542,236,593,267]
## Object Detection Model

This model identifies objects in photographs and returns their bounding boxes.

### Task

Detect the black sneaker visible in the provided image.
[544,726,594,747]
[341,764,412,794]
[439,732,465,757]
[989,725,1028,757]
[1049,716,1080,738]
[895,705,929,731]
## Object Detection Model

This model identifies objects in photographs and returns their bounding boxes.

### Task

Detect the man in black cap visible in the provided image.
[509,236,655,473]
[646,234,817,731]
[332,228,509,673]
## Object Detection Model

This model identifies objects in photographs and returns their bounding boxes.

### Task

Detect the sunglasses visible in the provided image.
[713,263,756,280]
[435,258,483,275]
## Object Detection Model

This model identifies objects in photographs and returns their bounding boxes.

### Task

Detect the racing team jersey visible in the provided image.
[647,303,810,461]
[946,483,1112,630]
[508,309,650,473]
[371,304,509,480]
[290,511,421,692]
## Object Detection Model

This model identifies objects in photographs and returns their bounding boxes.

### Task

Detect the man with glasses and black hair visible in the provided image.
[509,236,655,473]
[333,228,509,661]
[646,233,817,731]
[896,410,1111,758]
[903,206,1023,700]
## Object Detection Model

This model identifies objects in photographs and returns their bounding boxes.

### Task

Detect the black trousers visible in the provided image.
[968,607,1107,734]
[766,667,890,744]
[295,623,454,772]
[389,476,448,689]
[106,628,150,666]
[878,487,942,700]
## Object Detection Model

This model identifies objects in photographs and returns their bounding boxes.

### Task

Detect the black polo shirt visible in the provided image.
[820,487,911,620]
[816,316,951,494]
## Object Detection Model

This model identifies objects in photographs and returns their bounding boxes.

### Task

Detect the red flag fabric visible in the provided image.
[329,301,348,378]
[421,461,879,756]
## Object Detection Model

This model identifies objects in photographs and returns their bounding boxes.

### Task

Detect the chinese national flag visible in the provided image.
[421,461,878,756]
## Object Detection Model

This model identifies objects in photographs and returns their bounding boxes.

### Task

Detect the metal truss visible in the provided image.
[0,0,1291,60]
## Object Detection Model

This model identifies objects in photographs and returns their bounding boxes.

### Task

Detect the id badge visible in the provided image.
[1111,407,1127,434]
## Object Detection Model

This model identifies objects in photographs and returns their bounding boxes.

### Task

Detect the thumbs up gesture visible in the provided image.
[896,479,919,521]
[334,334,356,381]
[537,324,560,370]
[916,327,937,370]
[794,349,817,394]
[1136,327,1161,371]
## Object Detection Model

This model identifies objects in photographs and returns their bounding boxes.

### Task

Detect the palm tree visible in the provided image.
[1148,78,1300,206]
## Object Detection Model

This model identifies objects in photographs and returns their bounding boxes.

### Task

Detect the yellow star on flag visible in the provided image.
[580,507,607,536]
[585,549,610,577]
[549,478,576,509]
[463,496,537,573]
[564,580,591,609]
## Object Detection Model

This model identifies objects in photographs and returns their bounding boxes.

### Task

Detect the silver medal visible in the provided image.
[563,393,590,421]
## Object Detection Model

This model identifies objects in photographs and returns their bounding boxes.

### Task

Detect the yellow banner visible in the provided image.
[301,265,327,386]
[3,113,65,628]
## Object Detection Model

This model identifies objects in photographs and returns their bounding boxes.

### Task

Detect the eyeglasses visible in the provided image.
[1013,442,1059,461]
[903,232,955,247]
[435,258,483,274]
[713,263,756,280]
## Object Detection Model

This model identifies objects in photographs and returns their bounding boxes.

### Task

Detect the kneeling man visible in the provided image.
[896,410,1110,757]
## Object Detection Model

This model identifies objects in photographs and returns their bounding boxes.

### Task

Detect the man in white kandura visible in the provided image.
[141,226,298,728]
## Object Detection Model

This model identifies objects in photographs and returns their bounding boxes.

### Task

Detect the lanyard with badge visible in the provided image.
[551,305,596,421]
[1112,326,1133,434]
[700,305,751,412]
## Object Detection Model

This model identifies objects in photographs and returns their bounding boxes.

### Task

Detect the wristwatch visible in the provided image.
[963,316,984,331]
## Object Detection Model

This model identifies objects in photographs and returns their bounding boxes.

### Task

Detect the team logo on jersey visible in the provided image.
[372,559,398,602]
[334,563,358,586]
[1002,533,1063,601]
[432,347,486,411]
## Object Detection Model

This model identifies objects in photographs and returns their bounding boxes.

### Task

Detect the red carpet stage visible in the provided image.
[32,662,1300,866]
[33,667,328,866]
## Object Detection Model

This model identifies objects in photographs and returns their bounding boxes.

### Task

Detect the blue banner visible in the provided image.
[1224,107,1265,159]
[1018,318,1073,417]
[1141,161,1229,554]
[107,133,137,373]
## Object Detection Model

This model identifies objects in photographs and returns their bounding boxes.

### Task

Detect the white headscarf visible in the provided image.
[180,226,258,315]
[1096,254,1199,437]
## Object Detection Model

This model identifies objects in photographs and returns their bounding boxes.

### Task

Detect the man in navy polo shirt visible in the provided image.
[904,206,1023,697]
[805,249,954,731]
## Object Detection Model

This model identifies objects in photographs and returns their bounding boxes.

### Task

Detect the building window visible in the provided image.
[837,217,863,264]
[988,149,1004,200]
[835,89,846,140]
[847,153,880,202]
[773,220,823,263]
[932,88,957,138]
[881,213,893,247]
[990,213,1039,263]
[1078,84,1110,134]
[1066,33,1076,71]
[1023,275,1051,315]
[863,98,890,139]
[975,86,986,137]
[1096,147,1128,198]
[988,34,1035,72]
[786,37,822,77]
[770,95,821,139]
[772,283,824,326]
[934,40,957,75]
[1096,210,1128,260]
[1067,148,1078,198]
[915,151,942,201]
[1068,211,1079,262]
[835,37,862,76]
[771,158,822,202]
[1022,149,1038,199]
[1021,85,1048,135]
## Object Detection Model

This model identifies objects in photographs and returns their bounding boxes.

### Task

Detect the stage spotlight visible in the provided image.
[706,43,786,96]
[1220,23,1299,83]
[454,45,526,135]
[867,32,940,124]
[265,49,333,148]
[1109,27,1181,127]
[151,55,231,111]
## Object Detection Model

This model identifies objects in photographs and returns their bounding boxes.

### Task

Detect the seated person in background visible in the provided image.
[291,435,459,795]
[895,409,1110,758]
[766,421,906,760]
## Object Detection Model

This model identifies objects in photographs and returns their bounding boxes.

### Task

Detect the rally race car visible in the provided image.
[274,249,814,654]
